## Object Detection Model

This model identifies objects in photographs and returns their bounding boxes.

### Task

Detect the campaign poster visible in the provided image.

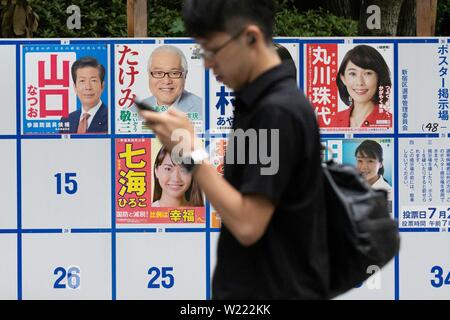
[398,42,449,133]
[306,42,394,133]
[115,138,205,226]
[208,41,300,134]
[322,138,394,213]
[115,43,204,134]
[22,43,109,134]
[209,138,227,228]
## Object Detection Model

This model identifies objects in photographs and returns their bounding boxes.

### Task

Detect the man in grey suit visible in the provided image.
[143,45,202,121]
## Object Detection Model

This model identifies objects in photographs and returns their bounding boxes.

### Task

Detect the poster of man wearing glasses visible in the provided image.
[115,43,204,134]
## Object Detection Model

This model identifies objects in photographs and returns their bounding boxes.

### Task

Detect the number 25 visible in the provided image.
[147,267,174,289]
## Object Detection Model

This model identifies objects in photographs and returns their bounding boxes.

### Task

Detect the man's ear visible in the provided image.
[245,24,263,46]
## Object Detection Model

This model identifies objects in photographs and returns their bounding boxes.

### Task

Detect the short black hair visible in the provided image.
[274,42,293,61]
[182,0,275,43]
[71,56,105,83]
[355,140,384,175]
[336,45,391,106]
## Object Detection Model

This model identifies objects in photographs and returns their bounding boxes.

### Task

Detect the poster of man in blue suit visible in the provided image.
[60,56,108,134]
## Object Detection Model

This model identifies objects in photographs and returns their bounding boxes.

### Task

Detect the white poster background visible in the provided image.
[0,140,17,229]
[399,232,450,299]
[0,235,17,299]
[209,231,220,285]
[21,233,111,300]
[116,232,206,299]
[336,261,395,300]
[0,45,16,135]
[21,139,111,229]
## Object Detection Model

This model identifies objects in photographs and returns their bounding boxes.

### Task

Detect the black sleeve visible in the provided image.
[237,107,303,205]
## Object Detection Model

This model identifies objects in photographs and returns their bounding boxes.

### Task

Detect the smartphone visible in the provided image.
[134,98,157,112]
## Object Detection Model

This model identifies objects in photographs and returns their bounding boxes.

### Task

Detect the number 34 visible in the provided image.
[430,265,450,288]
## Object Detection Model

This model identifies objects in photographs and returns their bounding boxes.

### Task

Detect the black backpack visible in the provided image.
[322,160,401,299]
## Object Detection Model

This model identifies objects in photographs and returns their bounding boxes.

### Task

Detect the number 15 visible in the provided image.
[55,172,78,195]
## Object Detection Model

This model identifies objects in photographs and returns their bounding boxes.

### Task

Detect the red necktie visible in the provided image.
[77,113,90,134]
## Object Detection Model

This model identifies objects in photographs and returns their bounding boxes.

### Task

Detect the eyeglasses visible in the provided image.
[199,29,246,60]
[150,71,184,79]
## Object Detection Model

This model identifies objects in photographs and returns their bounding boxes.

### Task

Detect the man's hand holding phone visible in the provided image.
[134,98,158,112]
[134,97,197,153]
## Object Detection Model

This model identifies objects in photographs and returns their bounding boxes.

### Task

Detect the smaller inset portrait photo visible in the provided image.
[151,142,205,209]
[115,43,204,134]
[306,43,393,134]
[322,138,393,213]
[22,44,109,134]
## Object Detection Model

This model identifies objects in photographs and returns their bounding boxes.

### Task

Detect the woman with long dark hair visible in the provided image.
[152,146,204,207]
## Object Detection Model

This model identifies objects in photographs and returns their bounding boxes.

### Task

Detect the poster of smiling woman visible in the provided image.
[306,42,394,133]
[115,138,205,227]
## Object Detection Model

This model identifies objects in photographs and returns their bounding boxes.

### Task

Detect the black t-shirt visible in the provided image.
[212,61,329,299]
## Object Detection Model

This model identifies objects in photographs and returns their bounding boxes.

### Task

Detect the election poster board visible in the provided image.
[0,37,449,300]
